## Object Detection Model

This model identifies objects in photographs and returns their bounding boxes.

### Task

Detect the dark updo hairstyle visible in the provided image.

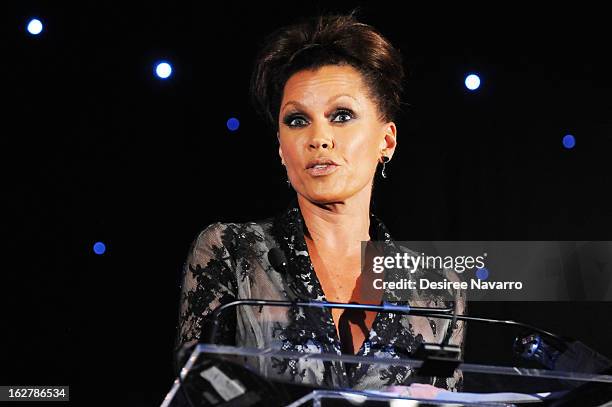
[250,10,405,132]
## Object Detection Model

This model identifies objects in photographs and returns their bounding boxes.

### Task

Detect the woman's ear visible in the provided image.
[278,145,285,166]
[380,121,397,159]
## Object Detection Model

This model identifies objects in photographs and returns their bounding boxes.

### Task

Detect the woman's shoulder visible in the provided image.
[185,217,277,275]
[191,216,276,251]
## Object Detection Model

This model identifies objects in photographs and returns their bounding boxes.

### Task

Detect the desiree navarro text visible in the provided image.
[372,278,523,290]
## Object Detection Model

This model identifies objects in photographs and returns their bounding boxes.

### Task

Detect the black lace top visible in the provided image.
[175,199,466,391]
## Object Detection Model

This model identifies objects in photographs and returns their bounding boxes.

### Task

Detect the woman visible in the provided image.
[175,12,466,395]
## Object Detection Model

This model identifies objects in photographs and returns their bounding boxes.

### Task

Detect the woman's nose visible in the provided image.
[308,123,334,150]
[310,139,331,149]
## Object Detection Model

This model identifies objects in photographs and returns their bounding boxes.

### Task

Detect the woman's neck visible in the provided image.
[297,187,372,256]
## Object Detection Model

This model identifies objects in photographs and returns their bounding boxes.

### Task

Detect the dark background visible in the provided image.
[3,1,612,405]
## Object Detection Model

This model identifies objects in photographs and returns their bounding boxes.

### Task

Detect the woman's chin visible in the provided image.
[302,188,350,204]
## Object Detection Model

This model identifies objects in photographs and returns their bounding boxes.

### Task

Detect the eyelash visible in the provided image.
[283,109,355,128]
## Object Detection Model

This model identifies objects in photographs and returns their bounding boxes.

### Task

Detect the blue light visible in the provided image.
[563,134,576,149]
[93,242,106,255]
[227,117,240,131]
[155,61,172,79]
[476,267,489,280]
[27,18,43,35]
[465,74,481,91]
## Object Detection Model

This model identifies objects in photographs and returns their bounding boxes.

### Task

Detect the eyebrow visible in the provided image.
[281,93,359,113]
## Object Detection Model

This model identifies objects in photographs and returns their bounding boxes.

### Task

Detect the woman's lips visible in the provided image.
[306,164,339,176]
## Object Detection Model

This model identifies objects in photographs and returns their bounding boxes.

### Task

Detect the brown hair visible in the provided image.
[250,11,405,132]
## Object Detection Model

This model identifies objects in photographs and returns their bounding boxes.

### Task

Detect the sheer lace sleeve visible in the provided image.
[175,222,237,352]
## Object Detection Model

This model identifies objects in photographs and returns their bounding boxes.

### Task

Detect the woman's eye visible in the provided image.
[285,116,308,127]
[331,110,354,123]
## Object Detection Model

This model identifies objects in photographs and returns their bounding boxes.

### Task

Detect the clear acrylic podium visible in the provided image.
[161,344,612,407]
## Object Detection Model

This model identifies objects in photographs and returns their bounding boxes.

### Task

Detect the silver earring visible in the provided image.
[381,156,390,178]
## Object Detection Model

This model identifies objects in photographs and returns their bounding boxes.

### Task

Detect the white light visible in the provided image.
[27,18,43,35]
[155,62,172,79]
[465,74,481,91]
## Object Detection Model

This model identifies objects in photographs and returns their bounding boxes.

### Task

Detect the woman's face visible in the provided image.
[278,64,397,204]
